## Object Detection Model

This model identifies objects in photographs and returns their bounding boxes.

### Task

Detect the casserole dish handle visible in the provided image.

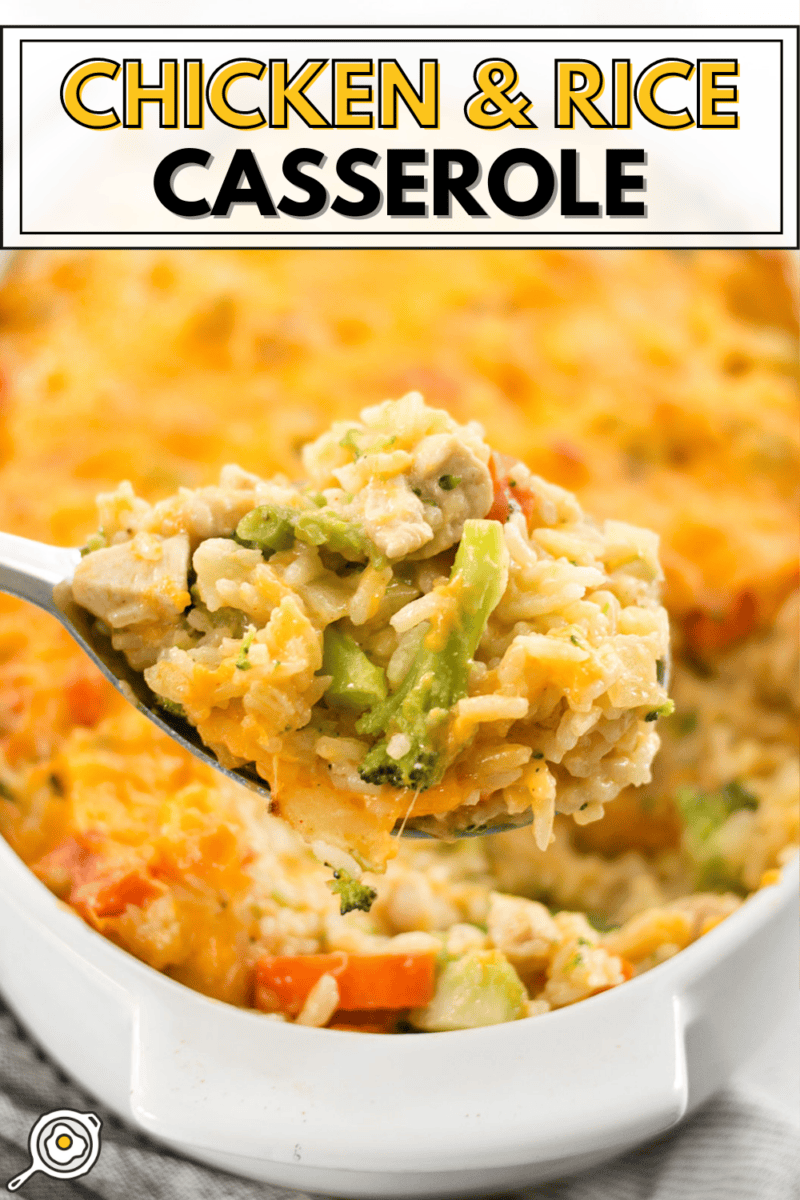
[129,981,689,1173]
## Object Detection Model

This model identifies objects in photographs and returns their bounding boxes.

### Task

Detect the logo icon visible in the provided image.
[7,1109,102,1191]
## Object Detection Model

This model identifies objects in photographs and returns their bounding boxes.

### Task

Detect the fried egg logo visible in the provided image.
[44,1123,87,1165]
[6,1109,101,1191]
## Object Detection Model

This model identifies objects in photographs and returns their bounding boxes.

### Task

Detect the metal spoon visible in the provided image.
[0,531,670,841]
[0,530,535,839]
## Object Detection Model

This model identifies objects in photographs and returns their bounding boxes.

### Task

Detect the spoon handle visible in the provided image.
[0,531,80,613]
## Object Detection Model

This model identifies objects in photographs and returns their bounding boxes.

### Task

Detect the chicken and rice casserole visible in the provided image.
[67,391,672,873]
[0,249,796,1032]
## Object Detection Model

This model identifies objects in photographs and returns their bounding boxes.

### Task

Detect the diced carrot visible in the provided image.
[72,869,164,919]
[547,439,591,489]
[336,954,436,1010]
[255,952,346,1015]
[197,825,240,871]
[33,833,162,919]
[486,455,537,525]
[684,590,758,656]
[573,789,682,856]
[486,457,510,525]
[512,482,537,522]
[64,672,108,727]
[33,834,95,898]
[327,1009,402,1034]
[254,952,436,1017]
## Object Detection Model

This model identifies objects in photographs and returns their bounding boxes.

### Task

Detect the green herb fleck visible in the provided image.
[439,474,461,491]
[157,696,187,718]
[80,529,106,557]
[339,428,363,459]
[235,628,256,671]
[656,658,667,686]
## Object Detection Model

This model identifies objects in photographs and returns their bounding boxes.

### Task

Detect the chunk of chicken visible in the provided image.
[71,532,190,629]
[487,892,561,970]
[151,478,300,547]
[301,392,494,561]
[355,477,433,559]
[408,432,493,558]
[95,468,300,551]
[192,538,264,612]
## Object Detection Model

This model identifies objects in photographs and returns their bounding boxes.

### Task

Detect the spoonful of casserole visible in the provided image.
[0,393,672,894]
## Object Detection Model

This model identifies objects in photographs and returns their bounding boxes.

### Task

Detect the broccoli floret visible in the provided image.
[409,950,526,1031]
[189,585,247,635]
[236,506,296,554]
[236,503,380,564]
[321,626,388,712]
[357,519,508,791]
[676,780,758,892]
[294,509,379,563]
[327,868,377,914]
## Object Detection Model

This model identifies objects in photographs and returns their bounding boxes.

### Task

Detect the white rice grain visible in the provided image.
[295,973,340,1027]
[390,591,443,633]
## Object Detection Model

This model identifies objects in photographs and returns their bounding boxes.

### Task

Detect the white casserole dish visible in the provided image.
[0,831,796,1197]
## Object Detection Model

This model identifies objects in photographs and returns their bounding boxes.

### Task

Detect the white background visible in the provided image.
[1,13,796,247]
[0,0,797,1137]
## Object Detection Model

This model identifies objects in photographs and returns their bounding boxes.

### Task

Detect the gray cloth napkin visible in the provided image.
[1,1000,797,1200]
